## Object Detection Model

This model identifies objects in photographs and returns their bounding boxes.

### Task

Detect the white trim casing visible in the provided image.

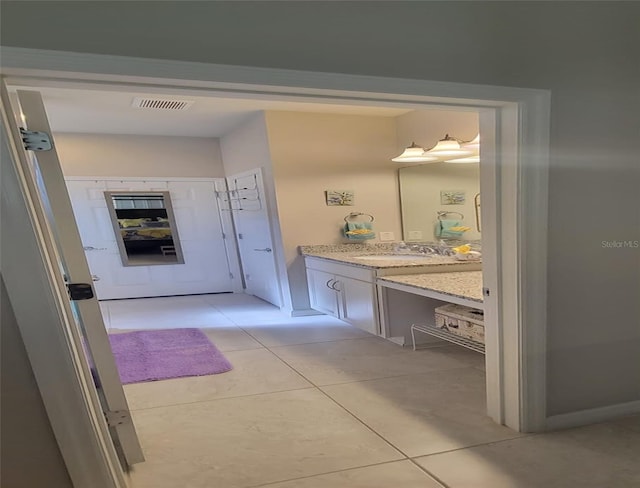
[0,47,547,106]
[546,400,640,431]
[517,92,551,432]
[0,47,551,467]
[477,108,503,424]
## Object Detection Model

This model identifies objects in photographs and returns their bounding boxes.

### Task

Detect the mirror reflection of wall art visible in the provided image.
[105,191,185,267]
[440,190,466,205]
[325,190,355,206]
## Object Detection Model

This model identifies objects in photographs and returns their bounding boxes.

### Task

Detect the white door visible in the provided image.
[227,169,282,307]
[66,178,234,299]
[10,88,144,468]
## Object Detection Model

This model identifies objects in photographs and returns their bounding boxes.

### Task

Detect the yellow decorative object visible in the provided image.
[452,244,472,254]
[119,218,147,228]
[449,226,471,232]
[121,228,173,239]
[345,228,373,235]
[136,228,172,238]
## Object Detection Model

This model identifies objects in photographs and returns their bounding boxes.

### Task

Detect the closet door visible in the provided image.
[227,169,283,307]
[66,179,234,299]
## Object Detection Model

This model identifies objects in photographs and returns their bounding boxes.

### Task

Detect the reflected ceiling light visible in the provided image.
[423,134,473,157]
[391,142,439,163]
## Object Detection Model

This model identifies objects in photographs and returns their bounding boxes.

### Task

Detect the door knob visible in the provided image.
[253,248,272,252]
[91,275,101,282]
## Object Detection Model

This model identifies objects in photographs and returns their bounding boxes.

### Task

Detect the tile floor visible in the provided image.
[102,294,640,488]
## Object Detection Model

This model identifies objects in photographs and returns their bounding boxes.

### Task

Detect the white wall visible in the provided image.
[265,111,400,311]
[54,133,225,178]
[1,2,639,423]
[219,113,272,176]
[395,110,480,241]
[219,112,293,312]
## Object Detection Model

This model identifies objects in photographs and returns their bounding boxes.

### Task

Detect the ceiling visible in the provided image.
[10,85,412,138]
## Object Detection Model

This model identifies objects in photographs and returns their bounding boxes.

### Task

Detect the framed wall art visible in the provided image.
[440,190,466,205]
[325,190,355,206]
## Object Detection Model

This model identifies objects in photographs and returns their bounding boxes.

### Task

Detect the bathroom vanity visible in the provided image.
[301,243,483,348]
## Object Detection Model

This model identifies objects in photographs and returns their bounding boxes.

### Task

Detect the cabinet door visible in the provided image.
[335,276,379,335]
[307,268,339,317]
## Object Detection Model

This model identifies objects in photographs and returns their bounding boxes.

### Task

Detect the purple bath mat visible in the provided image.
[108,328,233,384]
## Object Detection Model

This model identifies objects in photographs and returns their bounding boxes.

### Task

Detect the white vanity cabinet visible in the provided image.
[307,268,340,317]
[305,257,379,335]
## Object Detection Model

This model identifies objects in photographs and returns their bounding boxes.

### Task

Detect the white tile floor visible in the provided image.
[103,294,640,488]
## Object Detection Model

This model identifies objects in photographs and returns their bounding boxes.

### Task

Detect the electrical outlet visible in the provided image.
[408,230,423,240]
[379,231,395,241]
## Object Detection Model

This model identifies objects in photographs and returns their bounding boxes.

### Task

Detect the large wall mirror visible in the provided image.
[399,163,481,243]
[105,191,185,266]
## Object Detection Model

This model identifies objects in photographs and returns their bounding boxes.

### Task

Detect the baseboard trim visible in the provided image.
[546,400,640,431]
[289,308,324,317]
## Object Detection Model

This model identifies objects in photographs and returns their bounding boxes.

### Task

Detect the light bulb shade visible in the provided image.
[463,134,480,150]
[445,155,480,163]
[391,142,439,162]
[424,134,473,157]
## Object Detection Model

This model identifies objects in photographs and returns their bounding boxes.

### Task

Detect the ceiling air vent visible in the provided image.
[132,97,194,111]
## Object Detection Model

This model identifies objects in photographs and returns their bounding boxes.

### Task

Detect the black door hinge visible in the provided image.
[67,283,94,300]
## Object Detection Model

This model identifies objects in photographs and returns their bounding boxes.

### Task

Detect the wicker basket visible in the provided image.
[435,303,485,344]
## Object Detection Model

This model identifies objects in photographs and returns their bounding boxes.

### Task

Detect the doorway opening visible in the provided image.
[1,53,552,488]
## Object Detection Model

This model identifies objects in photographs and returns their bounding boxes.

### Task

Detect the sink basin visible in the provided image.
[353,254,435,261]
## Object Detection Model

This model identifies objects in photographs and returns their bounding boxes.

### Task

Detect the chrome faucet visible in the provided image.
[420,246,438,255]
[394,241,457,256]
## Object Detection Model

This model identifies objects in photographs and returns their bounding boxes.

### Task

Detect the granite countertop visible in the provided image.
[299,243,481,270]
[378,271,483,303]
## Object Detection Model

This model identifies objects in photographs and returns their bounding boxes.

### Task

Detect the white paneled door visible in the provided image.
[8,87,144,471]
[66,178,235,299]
[227,169,283,307]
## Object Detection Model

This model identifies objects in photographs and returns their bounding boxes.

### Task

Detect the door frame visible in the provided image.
[1,47,550,482]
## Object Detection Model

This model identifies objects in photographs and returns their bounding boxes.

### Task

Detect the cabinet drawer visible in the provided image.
[305,257,374,282]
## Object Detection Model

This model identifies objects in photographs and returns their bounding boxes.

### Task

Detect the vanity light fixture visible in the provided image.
[423,134,473,158]
[463,133,480,150]
[445,133,480,163]
[391,142,439,163]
